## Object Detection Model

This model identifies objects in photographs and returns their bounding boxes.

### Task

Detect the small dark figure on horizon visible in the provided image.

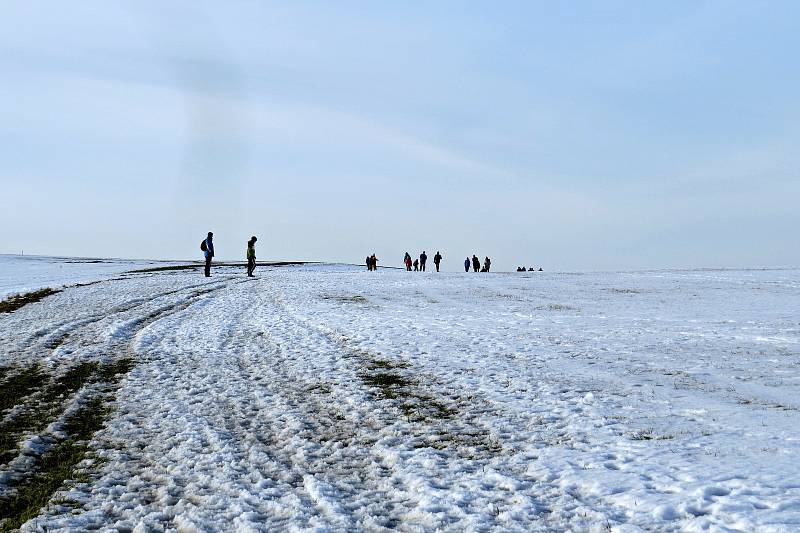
[370,254,379,270]
[201,232,214,277]
[247,236,257,277]
[472,255,480,273]
[419,251,427,271]
[413,259,419,271]
[434,251,442,272]
[464,257,470,272]
[404,252,412,271]
[484,257,491,272]
[366,255,371,270]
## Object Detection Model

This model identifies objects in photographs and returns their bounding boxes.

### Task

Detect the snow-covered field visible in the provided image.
[0,255,186,298]
[1,258,799,532]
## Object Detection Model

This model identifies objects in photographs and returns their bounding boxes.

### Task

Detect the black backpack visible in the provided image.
[200,240,208,252]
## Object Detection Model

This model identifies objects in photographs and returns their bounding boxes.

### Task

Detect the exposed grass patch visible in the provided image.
[627,428,674,441]
[610,288,641,294]
[0,359,133,466]
[358,359,456,422]
[0,398,107,532]
[535,303,579,312]
[0,359,134,531]
[365,358,410,370]
[0,288,61,314]
[398,394,457,422]
[127,264,199,273]
[359,372,412,400]
[321,294,369,304]
[0,364,44,415]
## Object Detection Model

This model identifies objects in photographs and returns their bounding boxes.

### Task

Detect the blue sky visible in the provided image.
[2,1,798,270]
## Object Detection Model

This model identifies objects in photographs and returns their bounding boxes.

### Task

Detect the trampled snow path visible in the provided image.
[1,264,799,531]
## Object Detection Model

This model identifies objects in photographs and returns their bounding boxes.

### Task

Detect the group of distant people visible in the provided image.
[201,232,258,277]
[516,266,544,272]
[365,251,499,272]
[397,251,444,272]
[464,255,491,272]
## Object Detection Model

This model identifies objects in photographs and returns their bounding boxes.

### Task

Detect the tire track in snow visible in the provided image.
[1,280,229,531]
[10,278,227,358]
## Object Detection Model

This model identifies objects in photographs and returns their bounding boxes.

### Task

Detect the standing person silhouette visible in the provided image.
[483,256,491,273]
[247,236,258,277]
[404,252,412,271]
[464,257,470,272]
[202,232,214,277]
[433,251,442,272]
[419,251,427,271]
[472,255,480,273]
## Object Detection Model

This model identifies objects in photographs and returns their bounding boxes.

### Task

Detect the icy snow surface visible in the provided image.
[1,262,799,532]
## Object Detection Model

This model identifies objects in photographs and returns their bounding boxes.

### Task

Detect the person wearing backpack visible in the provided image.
[247,236,257,277]
[201,232,214,277]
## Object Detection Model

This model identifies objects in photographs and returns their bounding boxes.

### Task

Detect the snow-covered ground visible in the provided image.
[0,255,187,298]
[1,261,799,531]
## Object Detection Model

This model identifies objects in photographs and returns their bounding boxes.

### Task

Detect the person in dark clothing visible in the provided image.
[247,236,258,277]
[419,251,427,272]
[433,251,442,272]
[413,259,419,271]
[472,255,480,273]
[484,256,491,272]
[202,232,214,277]
[464,257,470,272]
[366,255,371,270]
[404,252,412,271]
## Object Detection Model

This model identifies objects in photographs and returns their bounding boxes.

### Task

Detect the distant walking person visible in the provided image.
[433,251,442,272]
[404,252,412,271]
[484,256,491,272]
[366,255,371,270]
[246,236,257,277]
[464,257,470,273]
[419,251,427,272]
[413,258,419,271]
[472,255,480,273]
[371,254,379,270]
[201,232,214,277]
